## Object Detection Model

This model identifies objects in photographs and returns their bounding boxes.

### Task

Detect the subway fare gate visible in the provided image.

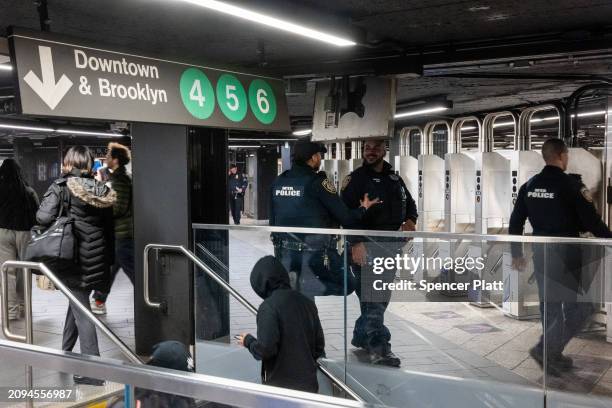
[8,27,290,355]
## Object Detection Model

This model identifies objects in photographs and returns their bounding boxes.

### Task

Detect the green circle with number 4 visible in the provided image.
[180,68,215,119]
[248,79,277,124]
[216,74,247,122]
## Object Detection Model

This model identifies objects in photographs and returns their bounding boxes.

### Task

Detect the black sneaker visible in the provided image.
[351,336,365,349]
[552,354,574,370]
[73,375,105,386]
[370,350,401,368]
[529,347,561,377]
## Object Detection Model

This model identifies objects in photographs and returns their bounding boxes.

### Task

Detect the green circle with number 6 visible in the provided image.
[248,79,277,124]
[180,68,215,119]
[216,74,247,122]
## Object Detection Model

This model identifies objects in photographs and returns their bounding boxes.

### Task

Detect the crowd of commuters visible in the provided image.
[0,142,133,386]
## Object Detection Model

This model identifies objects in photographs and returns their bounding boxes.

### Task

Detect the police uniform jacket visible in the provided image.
[341,161,418,233]
[509,165,611,258]
[270,162,365,231]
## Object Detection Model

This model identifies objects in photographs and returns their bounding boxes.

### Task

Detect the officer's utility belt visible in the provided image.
[275,238,338,252]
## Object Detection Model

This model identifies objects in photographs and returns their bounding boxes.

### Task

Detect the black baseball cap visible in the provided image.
[293,139,327,162]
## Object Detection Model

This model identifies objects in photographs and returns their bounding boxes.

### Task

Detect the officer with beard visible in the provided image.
[341,139,418,367]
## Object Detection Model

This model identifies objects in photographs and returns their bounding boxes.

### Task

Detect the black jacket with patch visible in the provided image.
[37,172,116,289]
[509,165,611,257]
[243,256,325,392]
[342,161,418,230]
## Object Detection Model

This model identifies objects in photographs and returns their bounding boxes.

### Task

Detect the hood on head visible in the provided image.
[149,340,194,372]
[67,178,116,208]
[250,256,291,299]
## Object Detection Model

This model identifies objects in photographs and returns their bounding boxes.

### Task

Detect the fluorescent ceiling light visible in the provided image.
[229,145,261,149]
[292,129,312,136]
[0,122,120,137]
[460,126,477,131]
[574,110,606,118]
[0,123,54,132]
[56,129,121,137]
[178,0,356,47]
[394,106,449,119]
[0,65,12,71]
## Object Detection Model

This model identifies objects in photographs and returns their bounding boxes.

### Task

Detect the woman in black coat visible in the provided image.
[36,146,115,386]
[0,159,39,320]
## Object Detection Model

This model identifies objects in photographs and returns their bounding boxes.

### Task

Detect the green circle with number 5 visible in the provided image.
[180,68,215,119]
[248,79,277,124]
[216,74,247,122]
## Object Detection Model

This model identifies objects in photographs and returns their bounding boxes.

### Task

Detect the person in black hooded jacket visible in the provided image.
[36,146,115,386]
[238,256,325,393]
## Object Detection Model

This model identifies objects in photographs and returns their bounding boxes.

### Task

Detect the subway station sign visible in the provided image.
[8,28,290,131]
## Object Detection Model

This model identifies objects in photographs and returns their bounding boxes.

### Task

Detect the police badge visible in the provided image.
[322,178,337,194]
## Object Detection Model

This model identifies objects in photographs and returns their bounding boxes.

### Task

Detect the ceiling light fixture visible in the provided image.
[0,122,121,137]
[56,129,121,137]
[394,106,450,119]
[178,0,356,47]
[292,128,312,136]
[0,123,54,132]
[0,65,12,71]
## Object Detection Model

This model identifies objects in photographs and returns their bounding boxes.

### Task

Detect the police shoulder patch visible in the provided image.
[322,178,337,194]
[389,174,399,181]
[341,175,351,191]
[581,186,593,203]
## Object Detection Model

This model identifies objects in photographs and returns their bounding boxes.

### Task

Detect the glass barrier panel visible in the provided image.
[542,241,612,408]
[190,225,612,407]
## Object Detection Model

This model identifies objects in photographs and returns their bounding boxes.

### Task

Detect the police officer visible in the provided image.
[341,139,418,367]
[270,139,379,298]
[509,138,611,376]
[228,164,248,225]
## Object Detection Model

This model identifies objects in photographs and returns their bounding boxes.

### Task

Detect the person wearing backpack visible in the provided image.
[91,142,134,315]
[0,159,39,320]
[36,146,115,386]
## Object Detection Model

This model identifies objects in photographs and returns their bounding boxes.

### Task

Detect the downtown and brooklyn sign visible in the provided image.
[8,28,290,131]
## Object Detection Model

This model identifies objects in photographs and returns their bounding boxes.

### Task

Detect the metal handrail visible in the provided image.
[0,340,363,408]
[143,244,364,402]
[143,244,257,315]
[191,223,612,245]
[0,260,143,365]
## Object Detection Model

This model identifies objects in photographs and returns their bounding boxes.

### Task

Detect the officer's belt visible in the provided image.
[276,240,328,252]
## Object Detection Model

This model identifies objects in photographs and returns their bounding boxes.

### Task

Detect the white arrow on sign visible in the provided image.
[23,45,73,110]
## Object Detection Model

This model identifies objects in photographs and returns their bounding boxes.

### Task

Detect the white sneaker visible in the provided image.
[90,300,107,315]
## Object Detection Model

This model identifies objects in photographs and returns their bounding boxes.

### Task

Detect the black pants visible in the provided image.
[230,195,243,225]
[62,288,100,356]
[93,238,135,303]
[351,242,394,355]
[532,243,593,357]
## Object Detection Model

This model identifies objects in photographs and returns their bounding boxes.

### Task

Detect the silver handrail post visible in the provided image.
[1,261,142,365]
[143,243,363,402]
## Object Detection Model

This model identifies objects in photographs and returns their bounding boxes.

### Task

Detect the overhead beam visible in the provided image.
[271,33,612,79]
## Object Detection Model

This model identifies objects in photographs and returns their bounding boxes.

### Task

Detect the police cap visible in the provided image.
[293,139,327,162]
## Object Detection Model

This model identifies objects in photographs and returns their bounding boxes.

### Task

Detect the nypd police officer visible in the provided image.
[270,139,379,298]
[341,139,418,367]
[509,138,611,375]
